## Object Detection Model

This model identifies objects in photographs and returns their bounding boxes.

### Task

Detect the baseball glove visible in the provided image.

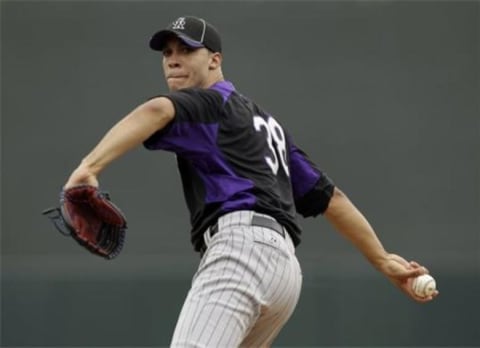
[43,185,127,260]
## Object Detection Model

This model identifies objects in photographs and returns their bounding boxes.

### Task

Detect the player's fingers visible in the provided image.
[412,289,439,303]
[413,295,433,303]
[408,261,429,274]
[409,260,428,271]
[397,267,425,279]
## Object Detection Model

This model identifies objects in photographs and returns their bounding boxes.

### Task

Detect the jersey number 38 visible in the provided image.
[253,116,290,177]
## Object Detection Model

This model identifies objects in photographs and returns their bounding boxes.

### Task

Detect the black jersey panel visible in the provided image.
[294,174,335,217]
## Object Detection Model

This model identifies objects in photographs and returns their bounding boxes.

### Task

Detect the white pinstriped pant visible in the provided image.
[170,211,303,347]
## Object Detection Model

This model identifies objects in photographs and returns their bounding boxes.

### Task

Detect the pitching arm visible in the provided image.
[324,187,438,302]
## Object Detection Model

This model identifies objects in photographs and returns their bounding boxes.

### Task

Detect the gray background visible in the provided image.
[2,0,479,347]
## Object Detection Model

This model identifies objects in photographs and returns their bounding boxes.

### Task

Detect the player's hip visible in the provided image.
[194,213,302,305]
[202,210,296,256]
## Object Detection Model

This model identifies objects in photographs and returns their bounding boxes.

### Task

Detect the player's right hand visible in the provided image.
[378,253,439,303]
[64,165,99,189]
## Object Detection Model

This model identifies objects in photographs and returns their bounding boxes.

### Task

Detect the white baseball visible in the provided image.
[412,274,436,297]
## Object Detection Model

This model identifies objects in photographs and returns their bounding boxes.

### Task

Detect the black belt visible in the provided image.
[200,215,286,256]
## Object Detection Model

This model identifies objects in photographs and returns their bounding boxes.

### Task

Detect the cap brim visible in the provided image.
[149,30,204,51]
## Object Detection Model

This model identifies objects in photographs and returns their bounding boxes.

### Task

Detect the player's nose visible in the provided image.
[168,61,180,69]
[167,57,181,69]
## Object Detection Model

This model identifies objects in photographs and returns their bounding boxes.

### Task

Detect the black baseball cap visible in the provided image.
[149,16,222,53]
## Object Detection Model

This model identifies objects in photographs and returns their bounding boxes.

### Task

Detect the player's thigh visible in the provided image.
[171,288,254,347]
[171,232,262,346]
[241,239,303,347]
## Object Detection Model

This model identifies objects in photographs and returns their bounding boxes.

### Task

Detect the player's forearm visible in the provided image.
[79,97,174,176]
[324,187,388,269]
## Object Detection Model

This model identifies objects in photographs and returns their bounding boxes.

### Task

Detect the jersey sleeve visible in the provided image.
[288,137,335,217]
[143,88,223,151]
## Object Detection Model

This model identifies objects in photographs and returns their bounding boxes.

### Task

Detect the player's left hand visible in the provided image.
[377,253,439,303]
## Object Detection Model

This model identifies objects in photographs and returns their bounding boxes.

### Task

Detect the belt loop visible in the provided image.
[203,226,212,248]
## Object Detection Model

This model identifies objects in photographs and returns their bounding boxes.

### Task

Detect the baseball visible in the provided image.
[412,274,436,297]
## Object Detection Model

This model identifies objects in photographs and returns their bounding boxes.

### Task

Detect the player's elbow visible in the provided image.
[140,97,175,128]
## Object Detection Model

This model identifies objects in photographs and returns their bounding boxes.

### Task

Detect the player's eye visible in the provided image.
[180,45,195,54]
[162,48,172,57]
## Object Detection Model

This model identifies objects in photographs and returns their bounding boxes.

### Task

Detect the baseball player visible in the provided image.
[64,16,439,347]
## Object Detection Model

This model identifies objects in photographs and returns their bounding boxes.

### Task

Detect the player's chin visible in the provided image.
[167,82,180,91]
[167,78,191,91]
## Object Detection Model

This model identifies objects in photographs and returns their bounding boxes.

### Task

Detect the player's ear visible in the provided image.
[208,52,222,70]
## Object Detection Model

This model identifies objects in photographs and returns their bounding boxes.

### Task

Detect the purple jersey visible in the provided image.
[144,81,334,251]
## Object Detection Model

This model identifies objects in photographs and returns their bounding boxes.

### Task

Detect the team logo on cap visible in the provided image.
[171,17,186,30]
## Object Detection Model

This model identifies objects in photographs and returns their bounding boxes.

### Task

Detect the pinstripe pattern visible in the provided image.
[170,211,302,347]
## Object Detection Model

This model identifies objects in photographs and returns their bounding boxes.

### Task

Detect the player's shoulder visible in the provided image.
[174,86,224,102]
